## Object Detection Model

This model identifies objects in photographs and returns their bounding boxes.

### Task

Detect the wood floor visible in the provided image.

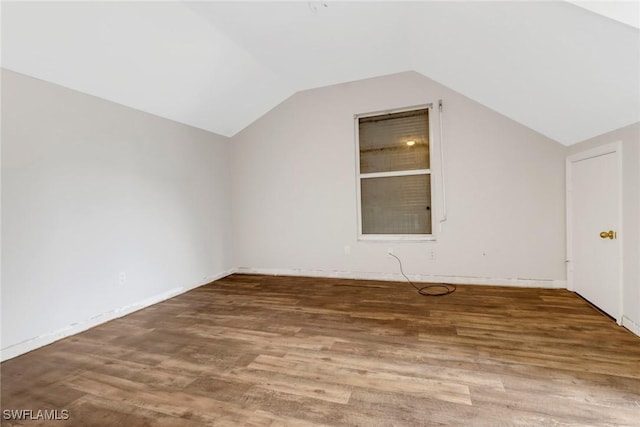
[2,274,640,426]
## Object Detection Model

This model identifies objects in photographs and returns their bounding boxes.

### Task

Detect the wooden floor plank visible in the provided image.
[2,273,640,425]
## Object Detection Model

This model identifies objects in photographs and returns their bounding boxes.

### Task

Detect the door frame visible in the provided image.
[566,141,623,324]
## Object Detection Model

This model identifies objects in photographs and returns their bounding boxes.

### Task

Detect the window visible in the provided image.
[356,106,433,240]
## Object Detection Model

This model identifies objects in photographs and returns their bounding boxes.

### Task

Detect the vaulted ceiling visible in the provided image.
[2,1,639,145]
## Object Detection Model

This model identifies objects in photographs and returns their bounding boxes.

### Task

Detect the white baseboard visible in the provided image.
[234,267,566,289]
[0,266,567,362]
[622,315,640,337]
[0,269,235,362]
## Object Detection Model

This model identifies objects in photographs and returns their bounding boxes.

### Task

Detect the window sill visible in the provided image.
[358,234,436,242]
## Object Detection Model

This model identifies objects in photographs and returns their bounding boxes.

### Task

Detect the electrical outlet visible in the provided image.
[428,251,436,261]
[387,247,394,255]
[344,245,351,255]
[119,271,127,286]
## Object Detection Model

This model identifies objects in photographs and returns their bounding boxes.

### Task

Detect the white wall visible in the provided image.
[1,70,233,360]
[567,122,640,332]
[231,72,567,286]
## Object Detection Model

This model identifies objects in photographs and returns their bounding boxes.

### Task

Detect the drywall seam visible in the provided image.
[622,315,640,338]
[0,268,236,362]
[234,267,566,288]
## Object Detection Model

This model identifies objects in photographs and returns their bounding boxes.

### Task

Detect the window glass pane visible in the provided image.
[359,109,429,174]
[361,174,431,235]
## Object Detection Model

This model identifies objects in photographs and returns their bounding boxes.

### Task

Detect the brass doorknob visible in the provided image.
[599,230,616,239]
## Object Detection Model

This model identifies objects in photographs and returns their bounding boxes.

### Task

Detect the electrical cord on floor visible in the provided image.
[388,253,456,296]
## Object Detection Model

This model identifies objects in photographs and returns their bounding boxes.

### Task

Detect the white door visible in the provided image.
[567,144,622,321]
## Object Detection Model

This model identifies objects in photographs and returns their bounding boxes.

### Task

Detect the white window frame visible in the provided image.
[355,103,436,241]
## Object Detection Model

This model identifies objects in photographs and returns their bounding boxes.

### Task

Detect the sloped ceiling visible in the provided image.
[2,1,638,145]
